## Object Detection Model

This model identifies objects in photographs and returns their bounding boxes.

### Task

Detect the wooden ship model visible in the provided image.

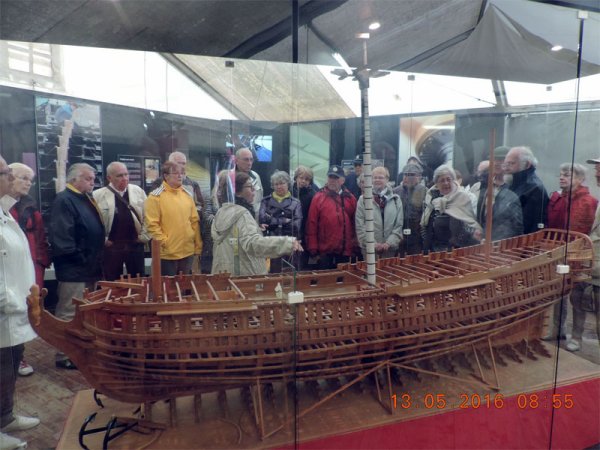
[27,229,593,405]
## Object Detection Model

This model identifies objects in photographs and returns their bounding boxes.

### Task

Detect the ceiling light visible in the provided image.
[368,22,381,30]
[551,45,563,51]
[423,125,455,130]
[332,52,352,75]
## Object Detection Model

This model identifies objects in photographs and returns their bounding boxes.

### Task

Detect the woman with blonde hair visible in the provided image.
[0,162,50,377]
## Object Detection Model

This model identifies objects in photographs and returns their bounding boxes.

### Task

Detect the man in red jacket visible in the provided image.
[306,165,358,270]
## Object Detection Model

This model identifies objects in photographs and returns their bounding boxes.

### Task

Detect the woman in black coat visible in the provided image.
[259,170,302,272]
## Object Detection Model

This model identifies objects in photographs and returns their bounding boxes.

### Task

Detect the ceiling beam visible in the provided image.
[222,0,347,59]
[528,0,600,14]
[390,29,474,72]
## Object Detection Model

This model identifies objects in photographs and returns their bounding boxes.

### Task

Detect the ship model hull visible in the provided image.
[28,229,592,403]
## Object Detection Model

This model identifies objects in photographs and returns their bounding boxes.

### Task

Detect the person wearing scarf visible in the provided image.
[355,166,403,259]
[259,171,302,273]
[421,164,482,253]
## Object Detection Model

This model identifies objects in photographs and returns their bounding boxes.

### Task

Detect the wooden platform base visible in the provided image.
[58,342,599,449]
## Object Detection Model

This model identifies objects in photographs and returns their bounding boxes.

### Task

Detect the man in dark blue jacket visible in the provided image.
[503,146,548,234]
[49,163,104,369]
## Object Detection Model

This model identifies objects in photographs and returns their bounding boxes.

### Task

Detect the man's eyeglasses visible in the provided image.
[403,172,418,177]
[243,183,255,190]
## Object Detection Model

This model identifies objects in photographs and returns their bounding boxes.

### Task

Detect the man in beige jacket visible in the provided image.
[93,161,148,280]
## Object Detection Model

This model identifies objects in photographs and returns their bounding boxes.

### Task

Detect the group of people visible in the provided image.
[2,143,600,448]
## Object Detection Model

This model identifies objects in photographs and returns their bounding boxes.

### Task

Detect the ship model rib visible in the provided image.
[28,229,593,403]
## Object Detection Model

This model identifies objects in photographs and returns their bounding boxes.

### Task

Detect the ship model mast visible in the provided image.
[333,34,389,285]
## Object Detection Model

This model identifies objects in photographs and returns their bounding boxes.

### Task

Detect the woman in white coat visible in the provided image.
[355,166,404,259]
[0,155,40,450]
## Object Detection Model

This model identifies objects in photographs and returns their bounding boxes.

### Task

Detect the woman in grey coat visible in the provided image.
[355,166,404,259]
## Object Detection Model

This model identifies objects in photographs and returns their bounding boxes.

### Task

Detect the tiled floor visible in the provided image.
[10,338,89,450]
[7,314,600,450]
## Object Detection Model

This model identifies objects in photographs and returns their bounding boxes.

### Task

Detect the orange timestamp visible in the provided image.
[391,393,575,410]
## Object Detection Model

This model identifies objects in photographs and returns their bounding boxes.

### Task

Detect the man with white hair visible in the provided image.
[503,146,549,234]
[93,162,148,280]
[50,163,104,369]
[233,147,263,216]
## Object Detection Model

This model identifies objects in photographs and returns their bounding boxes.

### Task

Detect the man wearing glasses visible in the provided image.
[145,161,202,276]
[233,147,263,217]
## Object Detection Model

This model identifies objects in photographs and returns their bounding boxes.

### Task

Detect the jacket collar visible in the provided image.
[511,166,536,185]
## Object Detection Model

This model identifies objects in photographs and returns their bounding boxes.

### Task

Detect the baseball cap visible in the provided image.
[327,165,345,178]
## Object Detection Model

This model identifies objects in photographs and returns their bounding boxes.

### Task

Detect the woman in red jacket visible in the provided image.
[545,162,598,343]
[547,163,597,233]
[1,162,50,376]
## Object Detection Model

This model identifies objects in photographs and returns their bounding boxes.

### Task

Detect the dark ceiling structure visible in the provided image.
[0,0,597,72]
[0,0,598,122]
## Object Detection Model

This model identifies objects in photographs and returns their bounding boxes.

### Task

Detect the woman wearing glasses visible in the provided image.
[0,163,50,377]
[212,172,302,276]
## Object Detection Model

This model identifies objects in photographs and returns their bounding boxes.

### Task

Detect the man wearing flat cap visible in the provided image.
[394,163,427,255]
[306,164,358,269]
[476,146,523,240]
[565,157,600,352]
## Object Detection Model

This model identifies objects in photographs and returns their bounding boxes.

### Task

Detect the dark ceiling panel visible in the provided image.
[0,0,298,56]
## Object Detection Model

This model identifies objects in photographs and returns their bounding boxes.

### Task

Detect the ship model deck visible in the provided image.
[28,229,593,403]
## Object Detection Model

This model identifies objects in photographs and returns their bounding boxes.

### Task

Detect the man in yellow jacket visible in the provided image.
[145,161,202,275]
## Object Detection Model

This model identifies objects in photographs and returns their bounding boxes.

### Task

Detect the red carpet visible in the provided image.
[293,378,600,449]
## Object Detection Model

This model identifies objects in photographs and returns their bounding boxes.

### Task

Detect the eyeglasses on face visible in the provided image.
[243,183,255,190]
[403,173,418,177]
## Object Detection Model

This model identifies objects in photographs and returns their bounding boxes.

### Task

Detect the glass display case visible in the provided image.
[0,1,598,448]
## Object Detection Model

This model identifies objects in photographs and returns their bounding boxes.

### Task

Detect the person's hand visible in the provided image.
[292,239,304,252]
[381,243,390,252]
[260,224,268,231]
[105,240,113,248]
[473,229,483,241]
